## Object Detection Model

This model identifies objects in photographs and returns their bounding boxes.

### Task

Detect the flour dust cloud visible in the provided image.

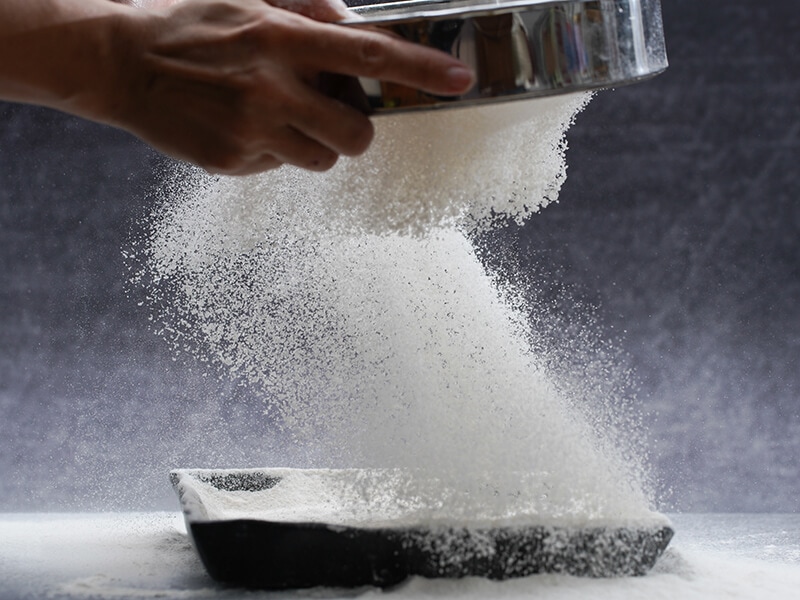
[138,94,657,523]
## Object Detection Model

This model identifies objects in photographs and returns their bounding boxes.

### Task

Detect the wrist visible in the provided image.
[52,4,150,127]
[0,1,142,124]
[82,7,156,129]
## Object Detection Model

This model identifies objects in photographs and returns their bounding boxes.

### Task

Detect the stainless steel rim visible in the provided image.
[340,0,668,113]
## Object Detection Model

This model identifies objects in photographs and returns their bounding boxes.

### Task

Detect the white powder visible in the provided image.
[315,95,590,236]
[138,93,656,525]
[180,468,665,529]
[3,514,798,599]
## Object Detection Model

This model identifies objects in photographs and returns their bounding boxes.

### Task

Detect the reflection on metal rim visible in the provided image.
[338,0,668,113]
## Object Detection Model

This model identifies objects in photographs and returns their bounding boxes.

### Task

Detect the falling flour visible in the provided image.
[139,94,658,524]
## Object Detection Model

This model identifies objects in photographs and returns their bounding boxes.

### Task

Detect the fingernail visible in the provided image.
[445,65,475,92]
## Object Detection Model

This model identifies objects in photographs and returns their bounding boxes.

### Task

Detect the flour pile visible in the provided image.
[139,94,656,522]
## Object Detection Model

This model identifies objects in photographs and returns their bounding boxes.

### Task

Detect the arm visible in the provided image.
[0,1,133,114]
[0,0,475,174]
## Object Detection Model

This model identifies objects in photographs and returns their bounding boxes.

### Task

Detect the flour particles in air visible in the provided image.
[140,93,656,522]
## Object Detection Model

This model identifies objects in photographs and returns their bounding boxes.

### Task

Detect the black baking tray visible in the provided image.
[171,468,673,590]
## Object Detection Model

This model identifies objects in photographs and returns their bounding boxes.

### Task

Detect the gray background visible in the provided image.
[1,0,798,512]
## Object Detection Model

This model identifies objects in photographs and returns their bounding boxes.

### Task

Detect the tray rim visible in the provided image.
[171,467,675,588]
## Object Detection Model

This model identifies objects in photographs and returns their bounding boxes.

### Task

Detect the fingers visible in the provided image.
[257,126,340,172]
[213,153,283,176]
[198,89,371,174]
[282,80,375,157]
[248,5,475,96]
[264,0,350,22]
[119,0,475,175]
[195,119,344,175]
[282,21,476,96]
[239,85,372,171]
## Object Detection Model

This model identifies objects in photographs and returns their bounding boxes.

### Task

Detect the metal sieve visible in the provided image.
[338,0,668,112]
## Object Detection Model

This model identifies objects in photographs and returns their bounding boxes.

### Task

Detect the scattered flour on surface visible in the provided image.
[2,514,798,600]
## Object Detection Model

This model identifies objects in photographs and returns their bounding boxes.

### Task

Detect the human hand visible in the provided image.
[103,0,474,174]
[129,0,350,20]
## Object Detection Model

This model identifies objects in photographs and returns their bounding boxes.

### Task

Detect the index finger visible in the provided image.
[289,20,476,96]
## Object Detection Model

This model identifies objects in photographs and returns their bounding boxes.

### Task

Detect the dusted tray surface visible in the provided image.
[172,468,673,590]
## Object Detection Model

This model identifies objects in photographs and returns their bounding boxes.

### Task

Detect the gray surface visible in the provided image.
[1,0,798,512]
[0,513,798,600]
